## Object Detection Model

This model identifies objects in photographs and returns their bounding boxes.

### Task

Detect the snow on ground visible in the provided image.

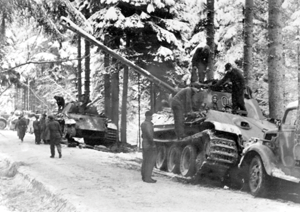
[1,130,300,212]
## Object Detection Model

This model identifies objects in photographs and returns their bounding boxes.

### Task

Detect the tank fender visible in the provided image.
[65,118,76,125]
[108,122,117,130]
[239,142,277,176]
[206,121,242,136]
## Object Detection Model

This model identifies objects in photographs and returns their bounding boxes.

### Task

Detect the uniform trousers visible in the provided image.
[232,86,246,113]
[141,147,157,181]
[50,138,62,157]
[171,99,185,139]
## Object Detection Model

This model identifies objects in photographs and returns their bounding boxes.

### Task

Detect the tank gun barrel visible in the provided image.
[60,17,177,95]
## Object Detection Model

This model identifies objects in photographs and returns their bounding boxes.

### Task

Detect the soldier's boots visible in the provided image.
[143,178,157,183]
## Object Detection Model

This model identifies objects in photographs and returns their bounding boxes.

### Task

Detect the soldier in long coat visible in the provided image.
[141,111,157,183]
[17,114,28,142]
[47,115,62,158]
[39,114,47,144]
[33,115,41,144]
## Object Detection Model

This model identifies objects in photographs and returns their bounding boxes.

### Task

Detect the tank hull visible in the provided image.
[153,90,277,184]
[60,102,118,146]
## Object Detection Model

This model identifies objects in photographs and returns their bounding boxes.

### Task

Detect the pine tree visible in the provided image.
[268,0,284,119]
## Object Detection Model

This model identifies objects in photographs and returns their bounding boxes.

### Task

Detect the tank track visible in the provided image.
[207,136,238,166]
[106,127,118,143]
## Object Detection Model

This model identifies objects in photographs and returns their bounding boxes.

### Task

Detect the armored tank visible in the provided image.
[153,84,277,185]
[60,18,276,184]
[58,102,118,147]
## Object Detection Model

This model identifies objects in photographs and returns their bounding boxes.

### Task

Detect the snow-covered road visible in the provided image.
[0,130,300,212]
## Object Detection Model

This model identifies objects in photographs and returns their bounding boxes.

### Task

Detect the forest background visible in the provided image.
[0,0,299,144]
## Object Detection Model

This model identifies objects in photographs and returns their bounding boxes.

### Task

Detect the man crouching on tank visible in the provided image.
[211,63,247,115]
[171,86,199,140]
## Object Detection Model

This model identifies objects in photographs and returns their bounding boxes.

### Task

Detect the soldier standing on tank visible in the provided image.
[54,96,65,112]
[191,45,210,83]
[141,111,157,183]
[171,87,198,140]
[47,115,62,158]
[212,63,246,114]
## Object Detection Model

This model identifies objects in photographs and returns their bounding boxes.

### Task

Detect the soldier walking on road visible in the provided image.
[17,113,28,142]
[47,115,62,158]
[39,114,48,144]
[141,111,157,183]
[33,115,41,144]
[15,117,21,139]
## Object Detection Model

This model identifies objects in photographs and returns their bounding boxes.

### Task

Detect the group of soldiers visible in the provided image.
[141,61,248,183]
[13,96,65,158]
[14,112,50,145]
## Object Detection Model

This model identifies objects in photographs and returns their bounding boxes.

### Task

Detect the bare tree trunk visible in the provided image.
[282,42,286,104]
[83,39,90,108]
[1,11,6,39]
[150,83,155,112]
[243,0,254,87]
[268,0,284,119]
[104,60,111,118]
[77,36,82,101]
[294,29,300,144]
[22,87,26,110]
[104,35,111,119]
[121,66,128,144]
[82,9,91,109]
[206,0,215,80]
[120,33,131,144]
[111,58,119,139]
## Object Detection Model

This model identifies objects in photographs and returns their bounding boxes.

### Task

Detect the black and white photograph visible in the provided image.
[1,0,300,211]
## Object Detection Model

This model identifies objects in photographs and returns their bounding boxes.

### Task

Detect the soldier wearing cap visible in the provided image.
[141,111,157,183]
[47,115,62,158]
[212,63,246,114]
[33,115,41,144]
[17,112,28,142]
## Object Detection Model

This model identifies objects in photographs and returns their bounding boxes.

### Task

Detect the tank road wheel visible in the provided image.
[167,144,182,174]
[180,145,197,177]
[155,145,167,170]
[248,155,269,197]
[195,151,206,172]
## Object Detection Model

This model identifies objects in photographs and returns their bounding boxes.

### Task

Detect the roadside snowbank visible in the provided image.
[0,154,78,212]
[1,130,300,212]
